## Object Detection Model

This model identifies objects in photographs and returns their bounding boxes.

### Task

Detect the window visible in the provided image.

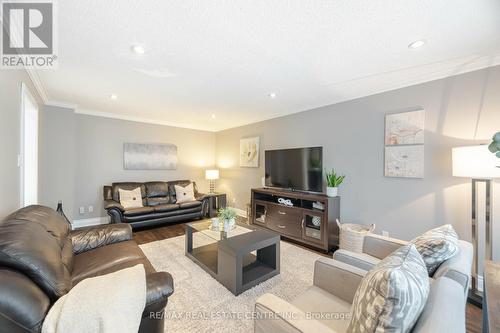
[20,83,38,207]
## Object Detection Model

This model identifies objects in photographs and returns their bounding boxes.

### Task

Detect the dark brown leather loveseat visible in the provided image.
[0,205,173,333]
[104,180,208,229]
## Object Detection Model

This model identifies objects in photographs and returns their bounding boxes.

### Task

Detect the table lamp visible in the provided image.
[452,144,500,303]
[205,169,220,194]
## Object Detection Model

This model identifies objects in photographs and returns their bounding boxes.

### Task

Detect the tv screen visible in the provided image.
[265,147,323,193]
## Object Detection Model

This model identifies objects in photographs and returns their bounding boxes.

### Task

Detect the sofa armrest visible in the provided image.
[0,269,51,333]
[104,199,124,212]
[333,249,380,271]
[195,193,210,216]
[313,258,366,303]
[254,293,334,333]
[143,271,174,318]
[70,223,133,254]
[432,240,473,296]
[362,234,407,259]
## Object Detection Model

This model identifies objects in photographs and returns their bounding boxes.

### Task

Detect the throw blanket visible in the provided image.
[42,264,147,333]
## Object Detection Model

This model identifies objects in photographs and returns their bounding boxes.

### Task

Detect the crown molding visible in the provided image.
[45,100,78,109]
[75,108,216,132]
[25,69,49,103]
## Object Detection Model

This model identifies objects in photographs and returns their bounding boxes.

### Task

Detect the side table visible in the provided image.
[207,193,227,217]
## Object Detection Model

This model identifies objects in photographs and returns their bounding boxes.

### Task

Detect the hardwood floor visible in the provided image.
[133,219,482,333]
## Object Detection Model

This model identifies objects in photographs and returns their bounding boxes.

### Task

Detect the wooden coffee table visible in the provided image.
[185,220,280,295]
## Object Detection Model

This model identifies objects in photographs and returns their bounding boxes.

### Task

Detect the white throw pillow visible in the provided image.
[175,183,196,203]
[119,187,143,209]
[42,264,147,333]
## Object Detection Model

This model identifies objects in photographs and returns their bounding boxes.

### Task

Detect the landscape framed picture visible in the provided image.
[123,143,178,170]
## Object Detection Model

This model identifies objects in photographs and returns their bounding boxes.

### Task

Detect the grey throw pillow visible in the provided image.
[410,224,459,275]
[348,244,430,333]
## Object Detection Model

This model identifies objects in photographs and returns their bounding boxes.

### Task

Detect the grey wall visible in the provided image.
[0,71,42,219]
[40,111,216,220]
[39,106,76,217]
[215,66,500,256]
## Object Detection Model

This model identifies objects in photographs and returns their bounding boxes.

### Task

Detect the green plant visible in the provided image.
[488,132,500,158]
[218,207,237,221]
[325,169,345,187]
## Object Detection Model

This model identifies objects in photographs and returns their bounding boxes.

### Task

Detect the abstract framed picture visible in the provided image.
[124,143,178,170]
[385,109,425,145]
[384,145,424,178]
[240,137,260,167]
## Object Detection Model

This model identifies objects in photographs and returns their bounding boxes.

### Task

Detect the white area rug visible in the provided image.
[140,233,323,333]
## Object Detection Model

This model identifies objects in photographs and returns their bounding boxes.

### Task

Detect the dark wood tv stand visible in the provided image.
[250,188,340,252]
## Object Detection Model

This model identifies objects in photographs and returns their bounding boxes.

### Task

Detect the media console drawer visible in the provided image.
[266,217,302,238]
[266,204,301,220]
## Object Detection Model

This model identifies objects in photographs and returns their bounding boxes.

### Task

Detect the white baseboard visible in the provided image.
[478,275,484,293]
[72,216,110,229]
[228,206,247,218]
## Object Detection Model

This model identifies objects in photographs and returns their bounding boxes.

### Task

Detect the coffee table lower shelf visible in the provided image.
[185,226,280,296]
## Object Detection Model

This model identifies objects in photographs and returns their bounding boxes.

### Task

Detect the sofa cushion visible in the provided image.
[123,206,155,217]
[145,182,170,206]
[292,285,351,332]
[153,204,179,213]
[410,224,459,275]
[0,218,72,301]
[179,201,202,209]
[348,244,430,333]
[72,240,147,283]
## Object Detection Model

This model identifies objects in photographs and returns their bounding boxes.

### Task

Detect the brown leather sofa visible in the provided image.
[104,180,208,229]
[0,205,173,333]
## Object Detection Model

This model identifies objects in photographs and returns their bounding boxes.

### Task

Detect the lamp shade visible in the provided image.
[452,145,500,178]
[205,169,220,180]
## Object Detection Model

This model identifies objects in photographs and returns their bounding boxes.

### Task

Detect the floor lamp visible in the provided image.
[452,145,500,305]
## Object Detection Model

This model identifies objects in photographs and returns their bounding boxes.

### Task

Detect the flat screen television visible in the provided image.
[265,147,323,193]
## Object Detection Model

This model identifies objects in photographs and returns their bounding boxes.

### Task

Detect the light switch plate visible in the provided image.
[79,206,85,214]
[88,206,93,213]
[382,231,389,237]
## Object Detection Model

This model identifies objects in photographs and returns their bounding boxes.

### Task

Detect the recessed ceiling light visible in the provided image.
[408,39,427,49]
[131,44,145,54]
[211,114,216,119]
[269,92,277,99]
[109,94,118,100]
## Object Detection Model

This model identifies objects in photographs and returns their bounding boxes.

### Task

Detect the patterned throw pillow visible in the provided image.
[119,187,143,209]
[174,183,196,204]
[410,224,459,275]
[348,244,430,333]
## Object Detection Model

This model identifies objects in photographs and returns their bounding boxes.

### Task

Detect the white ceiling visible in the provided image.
[40,0,500,132]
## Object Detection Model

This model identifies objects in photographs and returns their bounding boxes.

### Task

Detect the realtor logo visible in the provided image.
[1,0,57,68]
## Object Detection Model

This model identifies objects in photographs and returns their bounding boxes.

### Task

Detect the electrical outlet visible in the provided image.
[88,205,94,213]
[79,206,85,214]
[382,231,389,237]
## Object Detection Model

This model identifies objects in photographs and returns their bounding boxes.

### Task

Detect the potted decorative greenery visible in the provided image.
[218,207,237,231]
[325,169,345,197]
[488,132,500,158]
